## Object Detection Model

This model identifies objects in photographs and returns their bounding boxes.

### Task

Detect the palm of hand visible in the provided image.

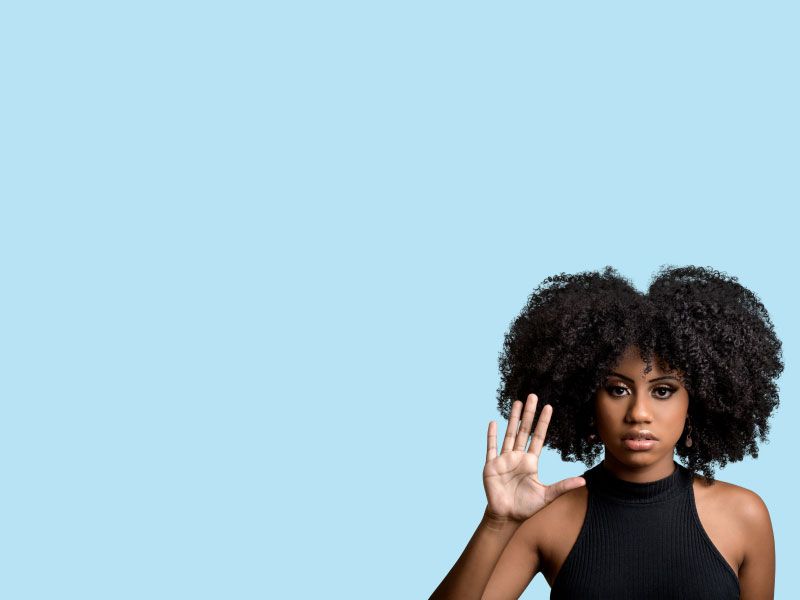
[483,394,586,523]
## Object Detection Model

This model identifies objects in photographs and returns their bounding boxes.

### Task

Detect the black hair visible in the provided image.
[496,265,783,484]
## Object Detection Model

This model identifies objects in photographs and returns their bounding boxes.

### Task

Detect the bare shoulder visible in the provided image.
[521,483,588,555]
[695,474,771,522]
[722,481,773,533]
[526,483,588,524]
[693,473,774,562]
[697,475,776,596]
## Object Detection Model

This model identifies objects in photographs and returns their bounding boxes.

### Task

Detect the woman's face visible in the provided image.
[594,345,689,475]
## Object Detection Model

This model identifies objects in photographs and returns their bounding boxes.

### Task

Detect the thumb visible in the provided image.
[546,476,587,504]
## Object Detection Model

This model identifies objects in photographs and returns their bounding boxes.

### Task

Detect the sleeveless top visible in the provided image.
[549,459,740,599]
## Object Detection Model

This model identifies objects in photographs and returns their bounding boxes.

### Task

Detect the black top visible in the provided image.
[549,459,740,599]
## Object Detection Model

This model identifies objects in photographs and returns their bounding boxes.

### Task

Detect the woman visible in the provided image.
[430,265,780,600]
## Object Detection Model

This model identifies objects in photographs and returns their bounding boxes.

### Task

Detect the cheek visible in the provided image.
[666,394,690,418]
[594,401,624,427]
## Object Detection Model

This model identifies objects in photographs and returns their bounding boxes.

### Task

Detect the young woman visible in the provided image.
[430,265,780,600]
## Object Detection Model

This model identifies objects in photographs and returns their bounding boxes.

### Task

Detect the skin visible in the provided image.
[478,345,776,599]
[593,344,690,482]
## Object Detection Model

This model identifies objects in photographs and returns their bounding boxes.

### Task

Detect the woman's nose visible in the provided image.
[626,391,653,421]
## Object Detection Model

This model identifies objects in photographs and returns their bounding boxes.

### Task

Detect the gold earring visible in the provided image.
[685,420,693,448]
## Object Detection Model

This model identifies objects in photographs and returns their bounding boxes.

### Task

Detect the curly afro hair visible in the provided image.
[496,265,784,484]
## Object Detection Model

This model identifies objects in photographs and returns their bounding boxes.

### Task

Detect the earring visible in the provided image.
[587,416,597,443]
[685,419,693,448]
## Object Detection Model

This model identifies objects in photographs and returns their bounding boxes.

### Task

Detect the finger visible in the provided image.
[528,402,552,457]
[486,420,497,463]
[513,393,539,452]
[545,476,587,505]
[501,400,523,454]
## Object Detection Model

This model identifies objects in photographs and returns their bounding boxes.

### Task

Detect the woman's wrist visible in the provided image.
[483,505,524,530]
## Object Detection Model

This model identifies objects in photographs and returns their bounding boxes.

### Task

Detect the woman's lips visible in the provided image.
[623,439,657,451]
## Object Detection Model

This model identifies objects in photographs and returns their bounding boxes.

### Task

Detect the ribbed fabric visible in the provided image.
[549,459,740,599]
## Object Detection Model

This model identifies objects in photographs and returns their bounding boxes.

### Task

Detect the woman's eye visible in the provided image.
[654,386,675,399]
[605,384,675,398]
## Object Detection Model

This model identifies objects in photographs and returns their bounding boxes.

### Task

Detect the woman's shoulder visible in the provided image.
[692,473,771,525]
[693,472,775,585]
[521,482,589,553]
[693,472,765,500]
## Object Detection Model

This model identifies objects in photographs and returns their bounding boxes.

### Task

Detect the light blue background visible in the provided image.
[1,1,797,598]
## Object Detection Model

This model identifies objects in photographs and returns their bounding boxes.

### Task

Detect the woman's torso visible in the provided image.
[534,463,744,597]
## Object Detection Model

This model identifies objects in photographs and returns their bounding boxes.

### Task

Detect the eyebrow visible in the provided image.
[607,372,681,383]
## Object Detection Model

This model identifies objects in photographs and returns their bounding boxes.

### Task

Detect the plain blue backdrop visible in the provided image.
[1,1,797,598]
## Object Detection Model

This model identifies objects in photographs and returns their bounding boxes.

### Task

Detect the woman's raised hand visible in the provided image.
[483,394,586,523]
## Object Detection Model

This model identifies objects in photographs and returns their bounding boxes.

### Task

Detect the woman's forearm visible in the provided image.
[429,506,522,600]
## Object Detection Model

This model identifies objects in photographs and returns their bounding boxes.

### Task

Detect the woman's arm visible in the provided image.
[429,506,523,600]
[737,490,775,600]
[430,397,585,600]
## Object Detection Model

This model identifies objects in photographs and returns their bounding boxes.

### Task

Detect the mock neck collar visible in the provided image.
[585,459,691,504]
